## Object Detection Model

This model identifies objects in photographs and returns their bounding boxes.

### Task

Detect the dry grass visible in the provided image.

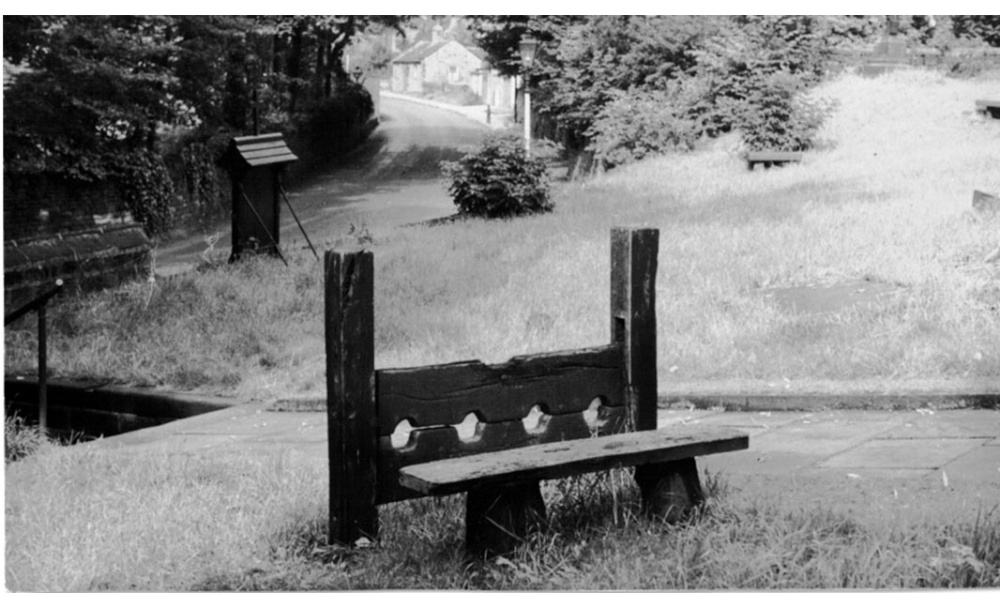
[7,447,998,590]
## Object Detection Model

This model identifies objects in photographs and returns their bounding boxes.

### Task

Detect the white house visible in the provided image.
[390,39,515,111]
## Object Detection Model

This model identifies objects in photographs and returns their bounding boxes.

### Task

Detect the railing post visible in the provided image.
[6,280,63,437]
[610,227,660,431]
[325,249,379,546]
[38,303,48,437]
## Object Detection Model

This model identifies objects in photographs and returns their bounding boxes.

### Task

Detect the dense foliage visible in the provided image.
[951,15,1000,47]
[3,15,405,234]
[470,15,996,170]
[442,134,551,219]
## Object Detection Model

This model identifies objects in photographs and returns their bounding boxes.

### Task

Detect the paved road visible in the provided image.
[155,97,487,276]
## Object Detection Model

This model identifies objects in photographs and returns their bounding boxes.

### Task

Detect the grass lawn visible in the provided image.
[4,69,1000,590]
[5,70,998,402]
[6,443,999,590]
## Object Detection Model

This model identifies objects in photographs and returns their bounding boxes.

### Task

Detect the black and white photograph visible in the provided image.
[4,14,999,590]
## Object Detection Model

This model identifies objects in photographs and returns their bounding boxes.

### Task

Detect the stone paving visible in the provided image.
[94,403,1000,485]
[661,408,1000,483]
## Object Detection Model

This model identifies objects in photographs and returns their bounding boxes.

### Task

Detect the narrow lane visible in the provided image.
[155,97,487,275]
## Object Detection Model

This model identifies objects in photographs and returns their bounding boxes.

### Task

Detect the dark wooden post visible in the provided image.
[611,228,706,521]
[325,249,379,545]
[610,227,659,431]
[466,482,546,559]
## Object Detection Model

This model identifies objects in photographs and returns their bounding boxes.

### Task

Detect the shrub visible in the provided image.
[441,134,552,219]
[5,412,44,462]
[294,82,374,160]
[721,71,836,151]
[590,88,699,169]
[114,149,177,235]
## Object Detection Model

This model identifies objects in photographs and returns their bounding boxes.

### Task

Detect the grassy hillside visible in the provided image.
[5,69,999,400]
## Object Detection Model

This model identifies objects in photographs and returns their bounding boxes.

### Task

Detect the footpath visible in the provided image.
[92,399,1000,485]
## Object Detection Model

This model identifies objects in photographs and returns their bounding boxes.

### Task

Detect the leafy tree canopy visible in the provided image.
[3,15,409,180]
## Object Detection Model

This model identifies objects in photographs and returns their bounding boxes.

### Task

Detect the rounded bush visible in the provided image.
[442,134,552,219]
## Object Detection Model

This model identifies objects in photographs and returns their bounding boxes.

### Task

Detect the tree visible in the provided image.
[4,16,180,176]
[951,15,1000,47]
[3,15,410,234]
[468,16,841,167]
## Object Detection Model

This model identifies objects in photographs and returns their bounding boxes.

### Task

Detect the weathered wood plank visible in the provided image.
[233,132,284,145]
[634,457,704,522]
[326,249,379,544]
[611,227,659,431]
[376,345,624,433]
[975,99,1000,117]
[746,150,804,162]
[398,426,748,497]
[746,151,803,171]
[376,406,629,504]
[466,481,546,558]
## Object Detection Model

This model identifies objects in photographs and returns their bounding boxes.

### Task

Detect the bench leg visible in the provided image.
[466,481,546,558]
[634,458,704,523]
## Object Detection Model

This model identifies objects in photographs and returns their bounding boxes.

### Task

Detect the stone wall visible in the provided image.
[3,173,134,241]
[4,225,151,306]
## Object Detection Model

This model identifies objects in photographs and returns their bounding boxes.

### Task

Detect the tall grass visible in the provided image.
[4,70,998,400]
[7,446,998,590]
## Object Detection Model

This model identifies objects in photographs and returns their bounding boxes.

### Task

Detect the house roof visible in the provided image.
[393,40,486,64]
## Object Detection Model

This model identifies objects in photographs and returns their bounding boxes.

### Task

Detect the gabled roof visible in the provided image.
[221,133,298,170]
[393,40,486,64]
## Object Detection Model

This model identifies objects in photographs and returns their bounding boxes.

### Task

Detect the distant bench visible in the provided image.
[975,99,1000,119]
[746,150,803,171]
[324,228,749,557]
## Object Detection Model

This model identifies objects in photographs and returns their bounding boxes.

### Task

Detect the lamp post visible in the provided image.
[518,35,539,154]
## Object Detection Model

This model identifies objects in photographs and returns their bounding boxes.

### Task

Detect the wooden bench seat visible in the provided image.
[400,426,749,495]
[324,227,750,558]
[975,99,1000,119]
[747,150,803,171]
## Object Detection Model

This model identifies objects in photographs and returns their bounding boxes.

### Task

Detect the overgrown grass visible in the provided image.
[5,411,46,462]
[6,69,996,400]
[7,445,999,590]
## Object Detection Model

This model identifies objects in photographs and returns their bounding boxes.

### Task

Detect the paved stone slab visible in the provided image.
[655,409,721,427]
[880,409,1000,439]
[939,445,1000,483]
[701,449,819,475]
[81,406,999,486]
[689,411,807,430]
[748,414,902,457]
[820,438,985,470]
[801,467,934,481]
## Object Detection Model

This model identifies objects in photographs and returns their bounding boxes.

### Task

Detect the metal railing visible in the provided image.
[5,279,64,435]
